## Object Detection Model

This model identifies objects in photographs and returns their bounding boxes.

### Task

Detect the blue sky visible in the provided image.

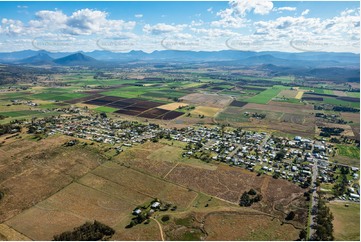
[0,1,359,52]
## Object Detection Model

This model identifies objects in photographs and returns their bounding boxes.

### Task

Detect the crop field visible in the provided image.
[246,86,287,104]
[229,100,248,107]
[94,106,118,113]
[328,201,360,241]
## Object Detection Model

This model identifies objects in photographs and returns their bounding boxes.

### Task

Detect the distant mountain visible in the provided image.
[53,53,98,66]
[0,49,359,67]
[17,53,54,65]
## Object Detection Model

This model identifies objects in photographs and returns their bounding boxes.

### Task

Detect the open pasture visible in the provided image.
[328,201,360,241]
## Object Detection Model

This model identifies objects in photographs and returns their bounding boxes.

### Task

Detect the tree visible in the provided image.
[239,192,252,207]
[285,211,296,220]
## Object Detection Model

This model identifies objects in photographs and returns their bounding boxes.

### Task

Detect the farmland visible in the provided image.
[0,57,359,241]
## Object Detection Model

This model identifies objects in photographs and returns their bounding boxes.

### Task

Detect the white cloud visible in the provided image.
[134,14,143,18]
[143,23,186,35]
[207,7,213,14]
[17,5,28,9]
[301,9,310,16]
[2,9,136,37]
[274,7,297,12]
[211,0,273,28]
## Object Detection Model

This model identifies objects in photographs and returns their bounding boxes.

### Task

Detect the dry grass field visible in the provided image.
[203,212,299,240]
[190,106,221,117]
[158,102,189,110]
[277,89,298,99]
[328,201,360,241]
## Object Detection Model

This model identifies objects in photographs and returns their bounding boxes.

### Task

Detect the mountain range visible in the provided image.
[0,50,359,68]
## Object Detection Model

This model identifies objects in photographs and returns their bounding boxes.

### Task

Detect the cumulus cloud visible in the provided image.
[134,14,143,18]
[1,9,136,37]
[211,0,273,28]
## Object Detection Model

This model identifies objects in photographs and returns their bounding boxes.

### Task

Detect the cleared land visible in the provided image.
[328,201,360,241]
[179,93,232,108]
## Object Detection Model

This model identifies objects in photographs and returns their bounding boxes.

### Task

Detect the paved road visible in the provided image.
[309,157,318,240]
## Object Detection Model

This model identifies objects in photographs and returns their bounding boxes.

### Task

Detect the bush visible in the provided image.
[248,189,257,195]
[161,215,170,222]
[53,220,115,241]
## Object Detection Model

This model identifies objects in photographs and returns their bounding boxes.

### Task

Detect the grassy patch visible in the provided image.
[336,145,360,159]
[94,106,119,113]
[323,97,359,108]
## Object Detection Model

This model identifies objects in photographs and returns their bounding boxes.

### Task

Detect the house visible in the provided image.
[133,208,142,215]
[151,202,161,209]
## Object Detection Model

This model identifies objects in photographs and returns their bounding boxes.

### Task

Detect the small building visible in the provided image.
[151,202,161,209]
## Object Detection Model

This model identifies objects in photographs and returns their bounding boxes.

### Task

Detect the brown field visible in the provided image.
[115,142,175,177]
[277,89,298,99]
[179,93,233,108]
[158,102,189,110]
[0,135,103,223]
[190,106,221,117]
[340,112,360,123]
[91,162,198,211]
[333,90,347,97]
[204,212,300,240]
[165,164,307,225]
[0,224,30,241]
[243,102,313,114]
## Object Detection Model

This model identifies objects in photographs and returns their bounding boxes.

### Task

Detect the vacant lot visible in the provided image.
[328,201,360,241]
[180,93,232,108]
[336,145,360,159]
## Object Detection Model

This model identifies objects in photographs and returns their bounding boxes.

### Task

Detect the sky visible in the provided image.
[0,0,359,53]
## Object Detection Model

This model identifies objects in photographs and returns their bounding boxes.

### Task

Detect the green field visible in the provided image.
[336,145,360,159]
[323,97,360,108]
[31,92,87,101]
[328,202,360,241]
[94,106,119,113]
[0,110,41,117]
[313,88,334,95]
[246,86,287,104]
